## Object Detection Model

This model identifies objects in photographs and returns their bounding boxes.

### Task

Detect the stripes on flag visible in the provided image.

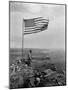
[24,17,49,35]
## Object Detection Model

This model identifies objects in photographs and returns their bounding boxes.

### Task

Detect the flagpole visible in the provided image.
[22,18,24,59]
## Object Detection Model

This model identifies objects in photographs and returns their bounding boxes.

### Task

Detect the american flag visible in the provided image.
[23,17,49,35]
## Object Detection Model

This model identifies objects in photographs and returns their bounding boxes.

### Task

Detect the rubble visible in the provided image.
[9,57,66,89]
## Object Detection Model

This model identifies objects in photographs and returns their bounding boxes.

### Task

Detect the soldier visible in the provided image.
[27,50,32,66]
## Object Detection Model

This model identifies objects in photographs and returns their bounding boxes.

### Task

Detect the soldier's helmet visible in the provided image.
[29,50,32,53]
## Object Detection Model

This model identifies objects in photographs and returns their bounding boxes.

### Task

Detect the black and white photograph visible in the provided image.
[9,1,66,89]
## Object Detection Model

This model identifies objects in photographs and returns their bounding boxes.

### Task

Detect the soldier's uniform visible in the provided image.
[27,50,32,66]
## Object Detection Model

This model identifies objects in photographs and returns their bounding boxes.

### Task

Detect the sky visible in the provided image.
[10,2,65,50]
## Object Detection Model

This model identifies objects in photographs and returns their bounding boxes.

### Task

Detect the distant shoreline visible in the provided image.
[10,48,65,51]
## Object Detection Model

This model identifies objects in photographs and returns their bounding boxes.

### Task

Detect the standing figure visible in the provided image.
[27,50,32,66]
